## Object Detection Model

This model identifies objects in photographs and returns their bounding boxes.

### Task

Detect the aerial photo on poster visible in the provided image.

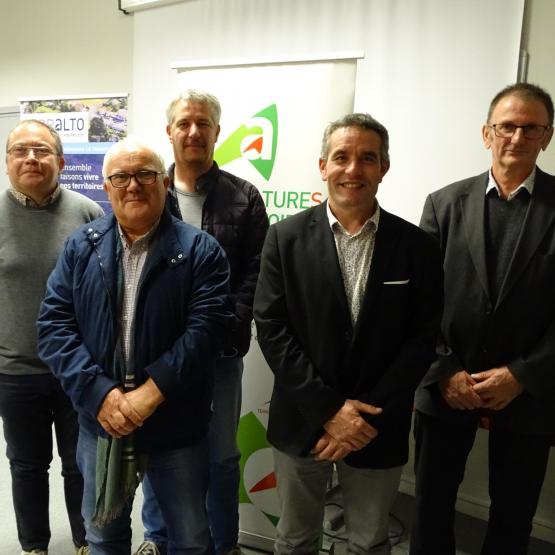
[20,94,128,212]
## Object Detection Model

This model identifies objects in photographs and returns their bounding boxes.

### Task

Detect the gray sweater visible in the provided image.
[0,188,104,375]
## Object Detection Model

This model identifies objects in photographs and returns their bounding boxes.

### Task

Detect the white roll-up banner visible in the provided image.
[176,59,356,547]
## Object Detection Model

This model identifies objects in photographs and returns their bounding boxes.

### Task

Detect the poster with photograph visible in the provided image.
[20,94,128,212]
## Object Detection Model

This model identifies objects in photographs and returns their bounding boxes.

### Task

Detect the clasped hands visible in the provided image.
[440,365,523,411]
[311,399,382,462]
[97,378,164,438]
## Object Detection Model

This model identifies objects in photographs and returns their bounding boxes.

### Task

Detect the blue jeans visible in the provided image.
[0,373,86,552]
[77,425,213,555]
[142,357,243,554]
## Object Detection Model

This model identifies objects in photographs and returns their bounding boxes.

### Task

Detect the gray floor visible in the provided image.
[0,431,552,554]
[0,431,144,554]
[383,492,554,555]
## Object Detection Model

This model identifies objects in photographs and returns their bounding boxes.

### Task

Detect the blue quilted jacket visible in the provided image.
[37,208,233,451]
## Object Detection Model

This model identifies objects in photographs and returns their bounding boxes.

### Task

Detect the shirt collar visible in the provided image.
[485,167,536,200]
[118,220,159,249]
[326,200,380,237]
[8,184,61,207]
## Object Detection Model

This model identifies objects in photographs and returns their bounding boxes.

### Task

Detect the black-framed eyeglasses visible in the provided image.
[7,146,58,159]
[489,123,551,139]
[107,170,163,188]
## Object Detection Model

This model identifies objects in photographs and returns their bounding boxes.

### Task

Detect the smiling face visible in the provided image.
[103,145,169,239]
[320,126,389,222]
[483,94,553,177]
[166,100,220,173]
[6,122,64,201]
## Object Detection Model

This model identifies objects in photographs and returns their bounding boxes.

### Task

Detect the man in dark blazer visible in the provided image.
[254,113,442,555]
[410,83,555,555]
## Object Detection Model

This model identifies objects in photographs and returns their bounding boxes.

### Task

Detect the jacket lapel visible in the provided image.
[496,169,555,306]
[461,173,490,300]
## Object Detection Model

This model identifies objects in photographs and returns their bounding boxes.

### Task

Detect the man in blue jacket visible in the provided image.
[37,138,233,555]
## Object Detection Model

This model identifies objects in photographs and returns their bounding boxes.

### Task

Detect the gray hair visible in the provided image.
[166,89,222,126]
[6,119,64,156]
[487,82,554,126]
[102,138,166,179]
[320,113,390,165]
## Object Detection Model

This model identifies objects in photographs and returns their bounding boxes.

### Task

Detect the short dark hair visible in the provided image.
[320,113,389,164]
[6,119,64,156]
[487,83,554,126]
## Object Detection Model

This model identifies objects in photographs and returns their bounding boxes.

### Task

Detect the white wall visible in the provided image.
[524,0,555,174]
[0,0,133,107]
[132,0,523,225]
[0,0,133,188]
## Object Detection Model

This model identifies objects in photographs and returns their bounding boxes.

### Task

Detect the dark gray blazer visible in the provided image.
[415,167,555,435]
[254,202,442,468]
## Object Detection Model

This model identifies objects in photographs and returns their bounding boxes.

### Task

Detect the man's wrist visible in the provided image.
[142,377,165,408]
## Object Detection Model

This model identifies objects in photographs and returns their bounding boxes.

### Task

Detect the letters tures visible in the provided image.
[175,57,356,544]
[19,94,128,213]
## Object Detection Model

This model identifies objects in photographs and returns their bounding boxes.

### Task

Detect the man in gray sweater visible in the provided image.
[0,120,103,555]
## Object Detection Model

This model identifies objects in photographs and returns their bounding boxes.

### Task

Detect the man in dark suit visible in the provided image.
[410,83,555,555]
[254,113,442,555]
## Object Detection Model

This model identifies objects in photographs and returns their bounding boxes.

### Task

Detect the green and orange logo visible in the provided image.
[215,104,278,181]
[238,410,279,527]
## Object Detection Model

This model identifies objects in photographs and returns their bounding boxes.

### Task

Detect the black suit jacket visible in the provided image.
[254,202,442,468]
[415,168,555,435]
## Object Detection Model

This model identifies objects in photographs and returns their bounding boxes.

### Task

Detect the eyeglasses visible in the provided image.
[489,123,551,139]
[7,146,58,159]
[107,170,163,188]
